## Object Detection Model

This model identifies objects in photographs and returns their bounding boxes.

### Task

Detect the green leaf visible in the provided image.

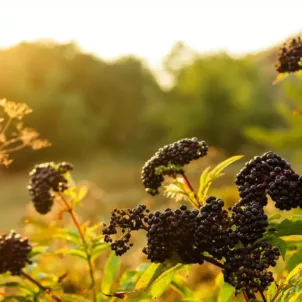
[58,294,91,302]
[287,248,302,272]
[28,246,49,259]
[171,275,199,301]
[218,282,235,302]
[1,295,33,302]
[67,248,87,260]
[54,228,82,244]
[267,282,278,302]
[145,263,182,299]
[102,251,121,294]
[275,218,302,236]
[210,155,243,179]
[198,166,211,200]
[268,213,281,222]
[197,155,243,203]
[286,263,302,283]
[91,243,110,262]
[78,186,88,201]
[289,292,302,302]
[135,263,164,291]
[119,264,149,291]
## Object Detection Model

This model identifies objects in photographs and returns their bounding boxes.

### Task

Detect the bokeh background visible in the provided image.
[1,1,302,300]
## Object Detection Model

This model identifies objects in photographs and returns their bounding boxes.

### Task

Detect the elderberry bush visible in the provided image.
[141,137,208,196]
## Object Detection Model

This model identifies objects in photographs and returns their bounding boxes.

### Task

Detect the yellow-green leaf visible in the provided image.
[285,263,302,283]
[135,263,163,291]
[102,252,121,294]
[146,263,182,299]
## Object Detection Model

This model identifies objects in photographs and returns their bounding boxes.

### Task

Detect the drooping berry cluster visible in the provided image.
[104,197,237,264]
[224,242,280,295]
[28,162,73,214]
[0,230,32,275]
[103,205,149,256]
[276,36,302,73]
[141,138,208,196]
[236,151,302,210]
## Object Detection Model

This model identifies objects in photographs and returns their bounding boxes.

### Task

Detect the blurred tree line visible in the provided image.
[0,40,288,171]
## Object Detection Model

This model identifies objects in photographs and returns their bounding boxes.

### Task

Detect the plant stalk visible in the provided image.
[180,172,200,208]
[58,192,97,302]
[203,255,224,269]
[21,271,62,302]
[260,291,267,302]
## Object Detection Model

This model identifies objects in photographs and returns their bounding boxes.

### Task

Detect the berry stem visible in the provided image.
[242,290,250,302]
[21,271,62,302]
[203,255,224,269]
[180,172,199,208]
[57,192,97,302]
[260,291,267,302]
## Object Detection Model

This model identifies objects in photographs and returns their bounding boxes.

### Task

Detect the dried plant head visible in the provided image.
[19,127,51,150]
[0,98,32,120]
[0,153,13,167]
[0,98,51,167]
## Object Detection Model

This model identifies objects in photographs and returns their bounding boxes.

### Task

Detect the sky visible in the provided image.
[1,0,302,72]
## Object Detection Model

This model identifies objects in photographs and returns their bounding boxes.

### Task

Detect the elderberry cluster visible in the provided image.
[224,242,280,295]
[104,197,237,264]
[28,162,73,214]
[141,138,208,196]
[236,151,302,210]
[276,36,302,73]
[103,205,149,256]
[232,201,268,245]
[0,230,32,275]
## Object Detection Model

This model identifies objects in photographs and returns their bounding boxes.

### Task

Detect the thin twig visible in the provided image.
[203,255,224,269]
[242,291,250,302]
[0,117,12,136]
[180,172,200,208]
[21,271,62,302]
[260,291,267,302]
[57,192,97,302]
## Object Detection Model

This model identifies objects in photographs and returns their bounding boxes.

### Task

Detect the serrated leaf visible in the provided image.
[218,282,235,302]
[275,218,302,236]
[102,251,121,294]
[146,263,182,299]
[135,263,164,291]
